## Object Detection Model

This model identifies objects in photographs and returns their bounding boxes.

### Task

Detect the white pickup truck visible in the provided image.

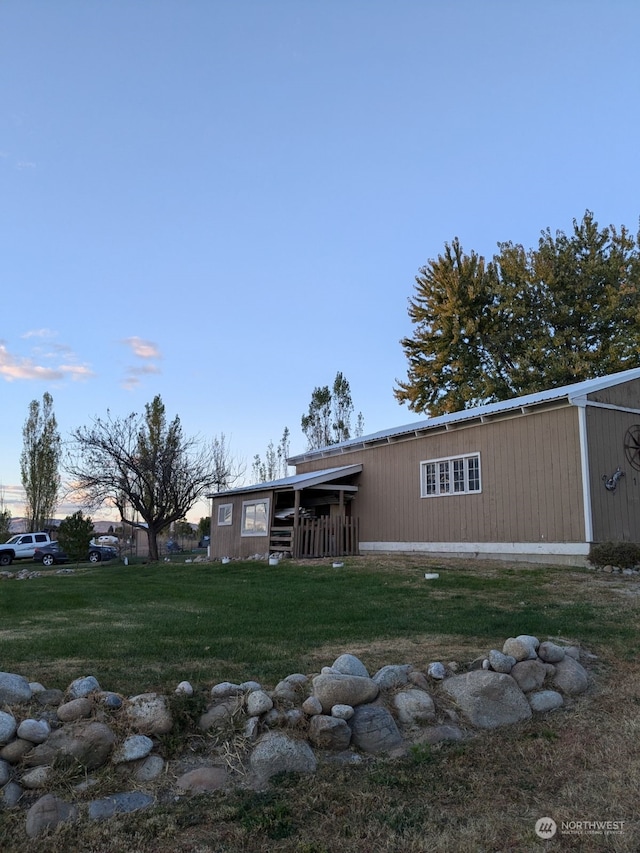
[0,532,52,566]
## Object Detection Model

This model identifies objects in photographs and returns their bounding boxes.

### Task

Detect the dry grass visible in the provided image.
[1,557,639,851]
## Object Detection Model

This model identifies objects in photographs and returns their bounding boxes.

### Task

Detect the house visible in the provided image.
[208,368,640,566]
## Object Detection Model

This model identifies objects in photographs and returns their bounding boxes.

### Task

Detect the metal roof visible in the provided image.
[289,367,640,464]
[207,464,363,499]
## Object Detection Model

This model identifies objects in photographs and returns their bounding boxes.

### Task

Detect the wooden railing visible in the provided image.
[294,517,359,558]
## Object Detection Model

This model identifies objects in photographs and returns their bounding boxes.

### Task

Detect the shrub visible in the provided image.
[588,541,640,569]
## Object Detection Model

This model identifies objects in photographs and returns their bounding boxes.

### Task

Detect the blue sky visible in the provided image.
[2,1,640,523]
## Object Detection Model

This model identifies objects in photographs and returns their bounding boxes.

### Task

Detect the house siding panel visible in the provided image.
[585,377,640,410]
[586,407,640,542]
[296,406,585,545]
[210,491,274,558]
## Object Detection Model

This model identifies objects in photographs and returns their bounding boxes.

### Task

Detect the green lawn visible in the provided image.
[1,556,635,695]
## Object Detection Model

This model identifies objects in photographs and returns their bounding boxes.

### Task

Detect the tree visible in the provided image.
[395,212,640,415]
[252,427,291,482]
[57,510,94,563]
[301,373,364,450]
[20,392,61,531]
[209,433,244,493]
[0,488,11,543]
[66,395,228,562]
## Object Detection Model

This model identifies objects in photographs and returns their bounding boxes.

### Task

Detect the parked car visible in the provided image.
[33,542,119,566]
[33,542,69,567]
[87,545,118,563]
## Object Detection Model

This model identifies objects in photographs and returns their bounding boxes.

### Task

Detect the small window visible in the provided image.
[217,504,233,526]
[421,454,481,498]
[35,534,48,543]
[241,499,270,536]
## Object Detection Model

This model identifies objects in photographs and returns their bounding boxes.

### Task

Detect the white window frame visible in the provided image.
[420,453,481,498]
[217,503,233,526]
[241,499,270,537]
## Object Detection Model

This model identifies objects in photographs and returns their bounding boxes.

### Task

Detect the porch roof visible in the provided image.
[207,464,362,499]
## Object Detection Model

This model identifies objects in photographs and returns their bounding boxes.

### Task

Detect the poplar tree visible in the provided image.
[20,392,61,531]
[301,372,364,450]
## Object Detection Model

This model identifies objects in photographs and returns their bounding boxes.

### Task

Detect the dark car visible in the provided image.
[87,545,118,563]
[33,542,118,566]
[33,542,69,567]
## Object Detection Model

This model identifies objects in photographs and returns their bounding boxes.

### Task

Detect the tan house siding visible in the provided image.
[586,406,640,542]
[584,376,640,409]
[296,405,585,546]
[210,491,273,558]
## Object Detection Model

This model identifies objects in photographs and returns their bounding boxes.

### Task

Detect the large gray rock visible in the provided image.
[312,673,379,713]
[510,659,547,693]
[246,689,273,716]
[175,765,228,792]
[528,690,564,713]
[87,791,154,821]
[25,793,78,838]
[0,710,17,744]
[502,636,538,662]
[537,641,566,663]
[198,698,239,732]
[23,722,116,770]
[17,719,50,744]
[127,693,173,735]
[0,672,32,704]
[552,656,589,695]
[332,654,370,677]
[349,704,403,753]
[57,698,93,722]
[372,664,412,690]
[67,675,101,698]
[441,671,532,729]
[249,732,317,785]
[112,735,154,764]
[488,650,516,673]
[393,688,436,726]
[308,715,352,751]
[0,758,10,785]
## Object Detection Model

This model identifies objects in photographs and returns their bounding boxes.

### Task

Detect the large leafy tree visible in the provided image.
[66,395,228,562]
[395,212,640,415]
[20,392,61,531]
[57,510,94,563]
[301,372,364,450]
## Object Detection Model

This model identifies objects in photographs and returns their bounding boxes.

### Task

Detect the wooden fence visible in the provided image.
[294,517,359,558]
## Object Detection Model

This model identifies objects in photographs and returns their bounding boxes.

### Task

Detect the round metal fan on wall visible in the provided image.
[623,425,640,471]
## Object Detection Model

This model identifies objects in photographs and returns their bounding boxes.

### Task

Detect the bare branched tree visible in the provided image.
[65,396,233,561]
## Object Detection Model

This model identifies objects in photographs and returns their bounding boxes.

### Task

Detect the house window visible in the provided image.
[241,499,270,536]
[217,504,233,526]
[420,454,481,497]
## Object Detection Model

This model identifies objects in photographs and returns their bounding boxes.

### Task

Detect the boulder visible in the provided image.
[112,735,154,764]
[372,664,412,690]
[312,673,379,713]
[87,791,154,821]
[537,641,566,663]
[349,704,403,753]
[175,765,228,792]
[246,689,273,716]
[249,732,317,785]
[127,693,173,735]
[0,710,17,745]
[502,636,538,661]
[308,715,352,751]
[67,675,101,699]
[488,650,516,673]
[23,722,115,770]
[393,688,436,726]
[199,698,239,732]
[332,654,370,677]
[441,671,532,729]
[510,659,547,693]
[16,719,50,744]
[0,672,32,705]
[25,794,78,838]
[528,690,564,713]
[552,656,589,695]
[57,697,93,722]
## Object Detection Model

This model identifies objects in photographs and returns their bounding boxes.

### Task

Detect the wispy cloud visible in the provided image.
[121,337,162,389]
[123,337,161,360]
[21,328,57,340]
[0,341,93,383]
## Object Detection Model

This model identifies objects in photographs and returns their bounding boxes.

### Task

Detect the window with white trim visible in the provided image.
[420,453,481,497]
[241,499,270,536]
[217,503,233,526]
